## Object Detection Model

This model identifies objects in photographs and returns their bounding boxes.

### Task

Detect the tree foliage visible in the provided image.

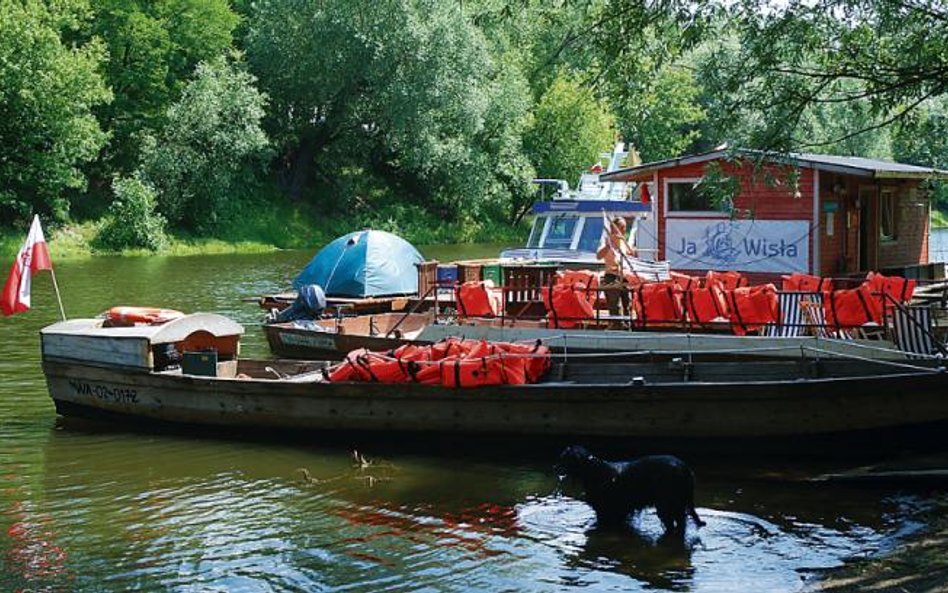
[87,0,239,172]
[139,56,270,232]
[246,0,534,220]
[524,73,616,182]
[94,174,167,251]
[0,0,111,224]
[3,0,948,242]
[698,0,948,150]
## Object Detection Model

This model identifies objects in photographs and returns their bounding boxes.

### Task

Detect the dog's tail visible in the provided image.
[689,505,706,528]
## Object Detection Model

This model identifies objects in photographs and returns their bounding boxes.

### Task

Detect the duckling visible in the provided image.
[297,467,321,484]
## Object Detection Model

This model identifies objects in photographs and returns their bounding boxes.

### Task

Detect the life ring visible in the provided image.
[107,306,185,325]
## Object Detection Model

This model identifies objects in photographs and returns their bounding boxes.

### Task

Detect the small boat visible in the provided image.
[262,311,434,359]
[41,314,948,440]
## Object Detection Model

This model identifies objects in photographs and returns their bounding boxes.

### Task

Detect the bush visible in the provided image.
[94,176,168,252]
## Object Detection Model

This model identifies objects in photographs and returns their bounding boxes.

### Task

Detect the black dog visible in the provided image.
[555,445,705,535]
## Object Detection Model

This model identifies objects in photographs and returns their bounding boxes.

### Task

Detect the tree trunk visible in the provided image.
[288,132,318,201]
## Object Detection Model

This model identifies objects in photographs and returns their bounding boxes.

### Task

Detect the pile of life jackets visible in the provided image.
[542,270,599,329]
[821,272,915,331]
[624,269,774,334]
[326,337,551,387]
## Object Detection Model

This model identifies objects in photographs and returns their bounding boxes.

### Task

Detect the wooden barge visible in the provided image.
[41,314,948,440]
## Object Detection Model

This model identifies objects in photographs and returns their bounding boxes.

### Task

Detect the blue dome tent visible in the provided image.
[293,230,424,297]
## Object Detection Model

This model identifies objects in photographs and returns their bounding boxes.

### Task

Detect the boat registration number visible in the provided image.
[68,380,138,404]
[279,332,335,349]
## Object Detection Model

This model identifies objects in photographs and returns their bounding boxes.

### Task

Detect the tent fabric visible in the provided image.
[293,230,424,297]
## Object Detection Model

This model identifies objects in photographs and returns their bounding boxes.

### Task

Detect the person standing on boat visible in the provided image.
[597,217,635,319]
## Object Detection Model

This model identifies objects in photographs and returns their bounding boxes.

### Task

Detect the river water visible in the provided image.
[1,245,944,592]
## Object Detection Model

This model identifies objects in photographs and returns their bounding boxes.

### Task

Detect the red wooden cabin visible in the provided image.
[601,150,948,283]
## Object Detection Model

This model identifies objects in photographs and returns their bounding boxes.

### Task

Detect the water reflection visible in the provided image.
[0,249,943,592]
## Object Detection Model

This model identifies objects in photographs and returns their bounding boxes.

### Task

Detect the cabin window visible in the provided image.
[526,217,545,248]
[544,216,577,248]
[577,217,604,251]
[667,179,724,214]
[880,189,898,240]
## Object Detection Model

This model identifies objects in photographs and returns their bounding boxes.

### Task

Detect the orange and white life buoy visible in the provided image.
[107,306,185,325]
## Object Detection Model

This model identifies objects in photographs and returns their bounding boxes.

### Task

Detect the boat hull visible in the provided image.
[43,358,948,440]
[263,323,421,359]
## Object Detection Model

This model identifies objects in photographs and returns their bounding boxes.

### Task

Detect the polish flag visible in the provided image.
[1,215,52,316]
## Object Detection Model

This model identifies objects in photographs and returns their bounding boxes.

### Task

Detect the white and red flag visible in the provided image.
[1,215,53,316]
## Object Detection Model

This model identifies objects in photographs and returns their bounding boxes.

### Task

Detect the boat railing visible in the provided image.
[411,276,948,348]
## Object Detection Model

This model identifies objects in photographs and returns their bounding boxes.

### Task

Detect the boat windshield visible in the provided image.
[526,217,545,248]
[544,216,577,249]
[577,216,604,252]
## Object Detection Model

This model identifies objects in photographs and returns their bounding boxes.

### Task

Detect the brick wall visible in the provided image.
[878,182,929,268]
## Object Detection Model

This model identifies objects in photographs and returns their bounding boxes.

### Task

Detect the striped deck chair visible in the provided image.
[764,291,814,337]
[799,294,856,340]
[892,305,939,358]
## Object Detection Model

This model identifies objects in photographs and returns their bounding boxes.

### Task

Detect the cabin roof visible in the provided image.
[600,149,948,182]
[40,312,244,344]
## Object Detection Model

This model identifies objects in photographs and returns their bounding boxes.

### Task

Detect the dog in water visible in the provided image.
[555,445,705,535]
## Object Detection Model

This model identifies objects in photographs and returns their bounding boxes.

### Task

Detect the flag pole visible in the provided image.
[49,268,66,321]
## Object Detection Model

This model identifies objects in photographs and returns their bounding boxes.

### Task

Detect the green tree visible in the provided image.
[0,0,111,224]
[94,174,167,251]
[612,62,705,161]
[139,56,270,232]
[523,73,616,183]
[892,98,948,210]
[696,0,948,150]
[246,0,534,221]
[88,0,239,174]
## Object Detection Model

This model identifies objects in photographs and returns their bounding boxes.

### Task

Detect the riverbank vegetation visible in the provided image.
[0,0,945,257]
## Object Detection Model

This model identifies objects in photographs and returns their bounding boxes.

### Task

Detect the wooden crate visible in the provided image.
[416,261,438,297]
[457,261,482,283]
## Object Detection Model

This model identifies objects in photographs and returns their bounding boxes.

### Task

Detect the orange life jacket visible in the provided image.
[781,272,832,292]
[865,272,916,305]
[706,270,748,291]
[669,272,700,291]
[327,348,374,382]
[441,354,527,388]
[543,283,596,329]
[556,270,599,297]
[683,285,729,325]
[633,282,685,327]
[725,284,778,335]
[823,284,883,330]
[494,340,551,383]
[455,281,496,318]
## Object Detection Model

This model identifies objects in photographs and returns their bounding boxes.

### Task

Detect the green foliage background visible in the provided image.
[1,0,947,255]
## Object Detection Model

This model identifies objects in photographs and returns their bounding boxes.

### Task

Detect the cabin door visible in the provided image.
[858,186,879,271]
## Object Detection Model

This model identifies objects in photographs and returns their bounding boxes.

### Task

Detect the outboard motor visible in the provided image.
[272,284,327,323]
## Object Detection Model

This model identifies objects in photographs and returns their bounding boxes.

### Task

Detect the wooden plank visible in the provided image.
[41,333,151,369]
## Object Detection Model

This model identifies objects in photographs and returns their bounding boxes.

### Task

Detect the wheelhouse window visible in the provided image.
[880,189,898,240]
[543,216,577,248]
[668,180,725,213]
[577,216,604,251]
[526,217,545,248]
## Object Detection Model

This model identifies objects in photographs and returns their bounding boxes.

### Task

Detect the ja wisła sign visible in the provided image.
[666,219,810,273]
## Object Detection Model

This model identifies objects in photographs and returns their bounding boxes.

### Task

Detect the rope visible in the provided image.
[799,346,945,373]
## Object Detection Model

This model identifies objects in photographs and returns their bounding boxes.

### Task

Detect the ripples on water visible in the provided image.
[0,248,940,592]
